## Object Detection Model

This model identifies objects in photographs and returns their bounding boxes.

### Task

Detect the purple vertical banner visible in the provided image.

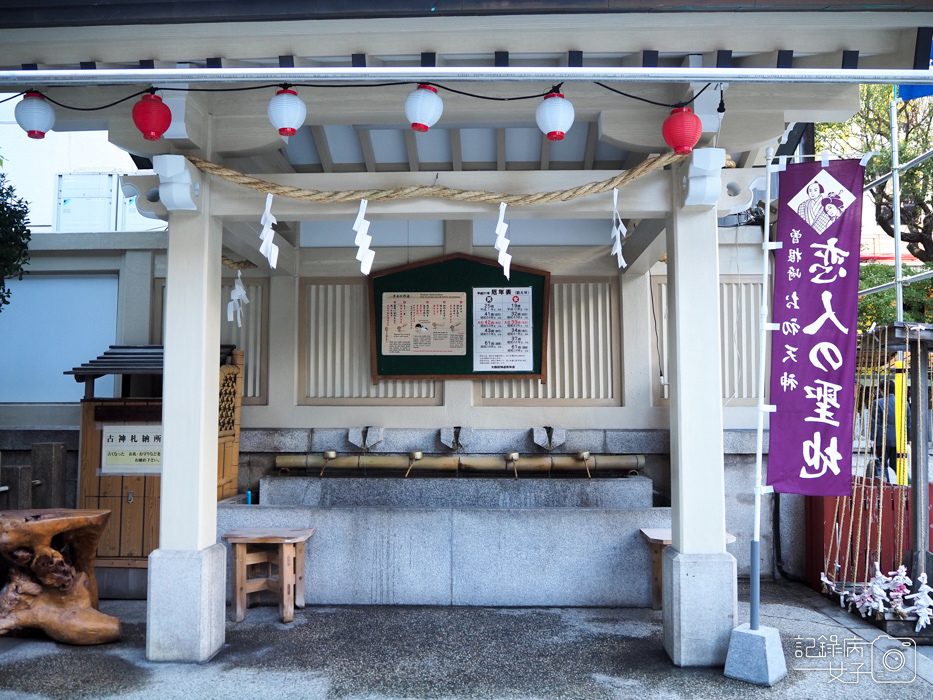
[767,159,865,496]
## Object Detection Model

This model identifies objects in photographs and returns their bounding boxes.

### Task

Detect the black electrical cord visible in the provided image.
[648,277,666,388]
[291,82,412,89]
[161,81,415,92]
[595,81,713,109]
[160,83,286,93]
[21,80,712,113]
[31,88,149,111]
[426,82,561,101]
[595,82,672,108]
[23,81,554,111]
[679,81,713,107]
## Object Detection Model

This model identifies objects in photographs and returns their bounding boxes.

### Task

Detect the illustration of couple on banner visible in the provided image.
[791,176,855,235]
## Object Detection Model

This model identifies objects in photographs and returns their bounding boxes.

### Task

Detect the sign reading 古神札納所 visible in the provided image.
[100,424,163,475]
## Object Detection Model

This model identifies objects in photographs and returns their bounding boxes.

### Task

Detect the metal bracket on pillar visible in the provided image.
[682,148,726,210]
[153,154,202,212]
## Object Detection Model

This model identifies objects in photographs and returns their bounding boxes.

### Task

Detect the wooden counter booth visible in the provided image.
[67,345,243,597]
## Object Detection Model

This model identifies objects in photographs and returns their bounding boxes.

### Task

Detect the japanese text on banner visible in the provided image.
[767,160,864,496]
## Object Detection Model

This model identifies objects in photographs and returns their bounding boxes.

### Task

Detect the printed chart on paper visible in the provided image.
[382,292,467,355]
[473,287,533,372]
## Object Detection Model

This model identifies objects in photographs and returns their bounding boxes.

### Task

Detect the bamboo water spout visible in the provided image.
[276,453,645,474]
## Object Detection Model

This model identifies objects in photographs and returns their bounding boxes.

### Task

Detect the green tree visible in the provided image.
[816,84,933,261]
[0,174,30,312]
[857,262,933,330]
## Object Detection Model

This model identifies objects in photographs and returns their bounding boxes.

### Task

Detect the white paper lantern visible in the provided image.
[405,84,443,132]
[15,92,55,140]
[267,88,307,138]
[535,92,574,141]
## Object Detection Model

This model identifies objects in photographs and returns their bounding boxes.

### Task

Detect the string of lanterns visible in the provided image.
[12,81,708,154]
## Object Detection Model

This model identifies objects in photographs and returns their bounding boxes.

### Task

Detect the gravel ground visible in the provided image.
[1,581,932,700]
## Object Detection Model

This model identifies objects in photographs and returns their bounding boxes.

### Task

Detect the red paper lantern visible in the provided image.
[132,93,172,142]
[662,107,703,155]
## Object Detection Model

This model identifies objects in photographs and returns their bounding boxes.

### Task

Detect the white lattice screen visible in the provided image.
[481,281,617,403]
[302,282,437,401]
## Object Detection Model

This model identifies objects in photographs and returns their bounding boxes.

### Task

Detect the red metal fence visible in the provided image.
[807,477,933,590]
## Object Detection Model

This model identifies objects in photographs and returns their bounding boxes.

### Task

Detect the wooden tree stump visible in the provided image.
[0,509,121,644]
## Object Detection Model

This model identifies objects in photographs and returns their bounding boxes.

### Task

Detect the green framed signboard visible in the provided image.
[369,254,550,381]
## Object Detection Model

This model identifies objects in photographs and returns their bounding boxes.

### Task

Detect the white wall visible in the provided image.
[0,99,136,231]
[0,274,118,402]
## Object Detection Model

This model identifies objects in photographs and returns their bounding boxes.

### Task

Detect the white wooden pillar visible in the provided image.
[117,250,155,396]
[661,149,737,666]
[116,250,154,344]
[146,155,227,662]
[620,272,656,412]
[444,220,474,421]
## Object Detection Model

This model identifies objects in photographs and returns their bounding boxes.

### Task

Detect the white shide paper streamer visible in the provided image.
[353,198,375,276]
[226,270,250,327]
[494,201,512,280]
[258,193,279,268]
[610,187,628,269]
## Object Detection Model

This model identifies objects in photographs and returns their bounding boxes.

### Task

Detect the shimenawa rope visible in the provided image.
[185,151,689,206]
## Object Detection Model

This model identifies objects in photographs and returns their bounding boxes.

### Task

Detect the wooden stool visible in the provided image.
[639,527,736,610]
[221,527,316,623]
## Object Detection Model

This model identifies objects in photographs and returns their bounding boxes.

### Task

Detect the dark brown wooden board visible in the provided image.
[369,253,549,382]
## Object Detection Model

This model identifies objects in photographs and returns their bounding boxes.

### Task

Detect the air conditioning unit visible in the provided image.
[54,172,165,233]
[55,173,117,232]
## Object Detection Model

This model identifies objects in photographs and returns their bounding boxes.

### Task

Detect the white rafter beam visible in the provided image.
[620,219,667,276]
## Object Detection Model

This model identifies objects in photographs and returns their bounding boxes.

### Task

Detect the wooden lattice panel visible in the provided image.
[217,352,244,500]
[219,365,240,434]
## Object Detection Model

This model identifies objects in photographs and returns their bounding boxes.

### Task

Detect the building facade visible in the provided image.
[0,0,930,665]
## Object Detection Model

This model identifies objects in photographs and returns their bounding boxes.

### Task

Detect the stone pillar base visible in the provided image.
[662,548,737,666]
[147,543,226,662]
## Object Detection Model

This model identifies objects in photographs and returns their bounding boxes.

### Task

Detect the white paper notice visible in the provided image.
[473,287,533,372]
[100,424,163,475]
[382,292,467,355]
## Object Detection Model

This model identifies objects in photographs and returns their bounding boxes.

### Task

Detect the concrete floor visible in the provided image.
[1,581,933,699]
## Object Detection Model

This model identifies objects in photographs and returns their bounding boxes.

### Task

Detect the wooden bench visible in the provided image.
[221,527,316,623]
[639,528,736,610]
